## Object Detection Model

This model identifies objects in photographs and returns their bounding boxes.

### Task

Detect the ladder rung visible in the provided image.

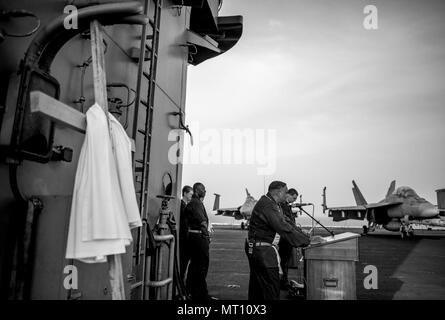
[135,159,150,166]
[146,278,172,288]
[130,281,143,290]
[129,47,150,62]
[139,130,151,137]
[135,167,144,173]
[145,43,152,52]
[132,250,145,258]
[140,99,148,107]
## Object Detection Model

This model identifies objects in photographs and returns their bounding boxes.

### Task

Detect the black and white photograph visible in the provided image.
[0,0,444,307]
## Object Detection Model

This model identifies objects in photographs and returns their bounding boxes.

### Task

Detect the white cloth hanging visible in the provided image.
[66,103,142,263]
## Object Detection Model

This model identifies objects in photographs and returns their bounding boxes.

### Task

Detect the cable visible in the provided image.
[102,28,134,61]
[78,64,88,112]
[118,88,136,108]
[107,84,136,129]
[0,10,40,38]
[300,206,335,237]
[9,164,27,203]
[187,44,198,64]
[311,204,315,236]
[74,38,109,112]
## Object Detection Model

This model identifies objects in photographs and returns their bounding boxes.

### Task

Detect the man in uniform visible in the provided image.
[179,185,193,282]
[279,188,299,289]
[245,181,310,300]
[184,182,213,300]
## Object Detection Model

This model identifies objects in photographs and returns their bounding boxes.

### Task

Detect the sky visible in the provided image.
[182,0,445,225]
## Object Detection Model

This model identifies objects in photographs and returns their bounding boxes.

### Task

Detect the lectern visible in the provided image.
[303,232,360,300]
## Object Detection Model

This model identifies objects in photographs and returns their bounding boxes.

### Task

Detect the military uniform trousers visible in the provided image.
[185,232,209,300]
[245,241,280,300]
[278,238,293,285]
[179,229,190,281]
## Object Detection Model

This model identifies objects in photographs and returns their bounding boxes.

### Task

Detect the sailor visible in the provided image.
[184,182,215,300]
[179,185,193,282]
[245,181,310,300]
[278,188,299,290]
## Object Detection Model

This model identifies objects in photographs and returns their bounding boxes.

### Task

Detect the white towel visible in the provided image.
[272,245,283,275]
[109,114,142,229]
[272,233,282,274]
[66,103,142,263]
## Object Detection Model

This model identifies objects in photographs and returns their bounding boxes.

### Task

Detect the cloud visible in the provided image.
[184,0,445,216]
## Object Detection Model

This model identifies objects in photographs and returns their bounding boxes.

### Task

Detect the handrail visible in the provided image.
[145,233,175,299]
[154,234,174,241]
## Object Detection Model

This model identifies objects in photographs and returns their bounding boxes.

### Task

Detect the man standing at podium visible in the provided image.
[245,181,310,300]
[279,188,299,290]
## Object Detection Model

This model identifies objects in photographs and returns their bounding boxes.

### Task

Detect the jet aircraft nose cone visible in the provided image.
[421,206,439,217]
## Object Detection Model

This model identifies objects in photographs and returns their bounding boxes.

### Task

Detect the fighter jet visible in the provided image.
[213,189,257,229]
[322,180,445,238]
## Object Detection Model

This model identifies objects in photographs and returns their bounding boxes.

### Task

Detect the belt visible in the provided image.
[253,241,272,247]
[256,242,272,247]
[188,229,202,234]
[247,240,281,273]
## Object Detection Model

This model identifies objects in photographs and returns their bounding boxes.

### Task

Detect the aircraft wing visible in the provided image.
[360,201,403,225]
[366,201,403,209]
[329,205,366,211]
[215,207,239,212]
[328,205,367,221]
[215,207,244,220]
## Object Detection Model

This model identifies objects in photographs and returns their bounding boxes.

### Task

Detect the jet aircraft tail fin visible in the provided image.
[322,186,327,213]
[213,193,221,211]
[352,180,368,205]
[386,180,396,197]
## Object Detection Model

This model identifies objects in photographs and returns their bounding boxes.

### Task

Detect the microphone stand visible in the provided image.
[299,206,335,237]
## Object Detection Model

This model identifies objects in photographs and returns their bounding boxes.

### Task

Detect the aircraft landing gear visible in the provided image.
[400,228,407,239]
[400,224,414,239]
[400,224,406,238]
[363,222,376,235]
[362,225,368,235]
[407,225,414,237]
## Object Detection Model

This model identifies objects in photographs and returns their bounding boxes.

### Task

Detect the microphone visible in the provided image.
[291,202,313,207]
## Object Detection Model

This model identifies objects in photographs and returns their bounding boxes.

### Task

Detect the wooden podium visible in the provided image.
[303,232,360,300]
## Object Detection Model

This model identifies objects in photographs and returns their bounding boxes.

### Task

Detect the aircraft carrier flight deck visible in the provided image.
[207,227,445,300]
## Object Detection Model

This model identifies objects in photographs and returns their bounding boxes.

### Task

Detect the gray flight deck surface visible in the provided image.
[207,227,445,300]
